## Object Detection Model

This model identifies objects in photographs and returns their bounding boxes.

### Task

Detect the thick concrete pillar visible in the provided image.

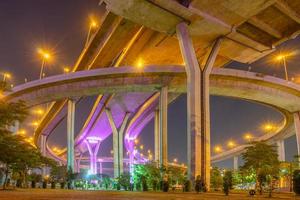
[67,99,75,173]
[233,156,238,171]
[76,157,82,173]
[159,87,168,167]
[99,162,103,174]
[276,140,285,161]
[154,109,160,164]
[40,135,47,157]
[106,109,130,178]
[40,135,47,176]
[85,140,101,174]
[294,112,300,157]
[177,22,222,188]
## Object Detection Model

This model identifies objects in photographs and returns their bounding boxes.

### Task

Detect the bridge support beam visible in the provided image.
[276,140,285,161]
[177,22,222,189]
[76,155,82,173]
[85,140,101,174]
[40,135,47,176]
[154,109,160,164]
[294,112,300,158]
[159,86,168,167]
[106,109,130,178]
[67,99,75,173]
[233,156,238,171]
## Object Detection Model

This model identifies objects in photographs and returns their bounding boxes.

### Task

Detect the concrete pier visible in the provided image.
[67,99,75,173]
[106,109,130,178]
[159,87,168,167]
[276,140,285,161]
[177,22,222,188]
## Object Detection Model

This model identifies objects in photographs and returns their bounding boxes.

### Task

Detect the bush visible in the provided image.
[51,181,56,189]
[162,180,169,192]
[223,171,233,196]
[183,180,191,192]
[293,170,300,195]
[60,182,65,189]
[195,175,205,193]
[152,179,158,191]
[141,176,148,191]
[31,181,36,188]
[42,181,47,189]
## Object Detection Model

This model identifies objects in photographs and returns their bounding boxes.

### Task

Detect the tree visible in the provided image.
[50,165,67,184]
[28,173,42,188]
[241,141,280,195]
[118,172,131,190]
[210,167,223,191]
[223,170,233,195]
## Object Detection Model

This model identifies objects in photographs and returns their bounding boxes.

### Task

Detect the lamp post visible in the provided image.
[2,73,11,82]
[37,48,51,80]
[276,53,292,81]
[85,19,97,47]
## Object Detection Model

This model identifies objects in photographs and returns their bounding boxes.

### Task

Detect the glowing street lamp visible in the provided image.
[136,58,144,69]
[275,53,293,81]
[33,108,44,115]
[261,122,277,133]
[86,17,98,46]
[244,133,253,142]
[63,67,70,74]
[37,48,51,80]
[227,140,236,148]
[18,129,26,135]
[31,121,39,127]
[214,146,222,153]
[2,72,11,82]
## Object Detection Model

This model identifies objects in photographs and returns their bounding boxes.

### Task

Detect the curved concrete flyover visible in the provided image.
[6,65,300,112]
[5,65,300,163]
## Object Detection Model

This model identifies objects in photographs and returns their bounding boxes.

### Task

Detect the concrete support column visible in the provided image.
[276,140,285,161]
[40,135,47,157]
[99,162,103,174]
[154,109,160,164]
[76,158,81,173]
[85,141,101,174]
[294,112,300,157]
[106,109,130,178]
[159,87,168,167]
[233,156,238,171]
[177,22,222,188]
[40,135,47,176]
[67,99,75,173]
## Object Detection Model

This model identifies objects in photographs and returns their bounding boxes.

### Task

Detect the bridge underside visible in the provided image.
[11,0,300,189]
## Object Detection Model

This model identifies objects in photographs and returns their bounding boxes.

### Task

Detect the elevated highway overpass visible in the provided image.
[7,0,300,188]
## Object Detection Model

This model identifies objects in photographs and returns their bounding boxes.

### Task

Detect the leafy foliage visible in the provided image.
[210,167,223,191]
[241,141,280,195]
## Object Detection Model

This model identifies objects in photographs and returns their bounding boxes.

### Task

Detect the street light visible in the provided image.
[227,140,236,148]
[37,48,51,80]
[63,67,70,74]
[261,122,277,133]
[85,17,98,46]
[136,58,144,69]
[33,108,44,115]
[2,72,11,82]
[276,53,293,81]
[243,133,253,142]
[214,145,222,153]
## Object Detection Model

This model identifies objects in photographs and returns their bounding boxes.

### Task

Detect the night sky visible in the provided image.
[1,0,300,169]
